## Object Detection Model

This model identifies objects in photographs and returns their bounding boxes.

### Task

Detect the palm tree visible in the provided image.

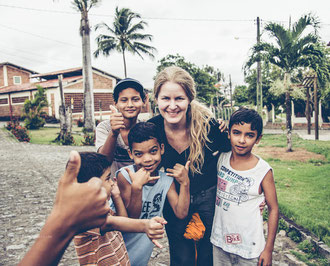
[72,0,100,132]
[245,13,324,151]
[94,7,157,77]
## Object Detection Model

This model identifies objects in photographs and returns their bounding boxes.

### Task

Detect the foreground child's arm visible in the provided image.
[111,178,128,217]
[104,215,167,248]
[117,168,160,218]
[166,161,190,219]
[258,169,279,266]
[18,151,110,266]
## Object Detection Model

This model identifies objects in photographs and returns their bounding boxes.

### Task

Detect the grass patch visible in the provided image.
[29,127,85,146]
[261,134,330,246]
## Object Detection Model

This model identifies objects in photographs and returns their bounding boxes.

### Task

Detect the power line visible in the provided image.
[0,4,253,22]
[0,24,80,47]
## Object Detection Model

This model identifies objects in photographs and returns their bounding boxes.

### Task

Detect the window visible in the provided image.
[13,76,22,85]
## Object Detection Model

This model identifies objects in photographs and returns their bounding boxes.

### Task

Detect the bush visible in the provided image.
[6,122,30,142]
[5,120,19,131]
[59,132,75,146]
[82,132,95,146]
[24,115,46,129]
[77,118,84,127]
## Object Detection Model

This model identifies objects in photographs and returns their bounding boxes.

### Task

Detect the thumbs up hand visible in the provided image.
[109,105,125,135]
[166,161,190,186]
[52,151,110,234]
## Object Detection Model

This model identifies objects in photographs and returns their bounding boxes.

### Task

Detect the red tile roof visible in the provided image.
[0,76,82,94]
[0,62,38,74]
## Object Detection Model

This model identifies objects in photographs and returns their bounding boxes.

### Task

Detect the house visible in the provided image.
[0,62,151,121]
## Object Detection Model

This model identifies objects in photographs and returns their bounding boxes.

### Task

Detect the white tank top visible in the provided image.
[210,151,272,259]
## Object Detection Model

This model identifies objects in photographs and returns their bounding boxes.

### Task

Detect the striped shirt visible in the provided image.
[74,228,130,266]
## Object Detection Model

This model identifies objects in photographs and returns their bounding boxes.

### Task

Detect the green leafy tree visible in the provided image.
[232,85,249,106]
[23,86,48,129]
[72,0,100,132]
[94,7,156,77]
[244,65,285,112]
[156,54,224,105]
[245,13,324,151]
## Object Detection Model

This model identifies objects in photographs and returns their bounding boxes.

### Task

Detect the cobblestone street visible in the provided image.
[0,128,306,266]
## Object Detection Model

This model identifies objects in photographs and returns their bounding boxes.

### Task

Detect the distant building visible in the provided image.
[0,62,150,121]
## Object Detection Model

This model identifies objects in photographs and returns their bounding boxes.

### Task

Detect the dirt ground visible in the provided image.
[254,146,326,162]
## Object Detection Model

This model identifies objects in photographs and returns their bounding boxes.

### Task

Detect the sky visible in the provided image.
[0,0,329,90]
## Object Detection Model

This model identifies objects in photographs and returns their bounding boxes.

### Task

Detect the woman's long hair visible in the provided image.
[154,66,213,174]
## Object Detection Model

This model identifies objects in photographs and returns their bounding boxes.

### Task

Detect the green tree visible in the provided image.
[72,0,100,132]
[94,7,156,77]
[244,65,285,112]
[245,13,324,151]
[23,86,48,129]
[156,54,224,105]
[232,85,249,106]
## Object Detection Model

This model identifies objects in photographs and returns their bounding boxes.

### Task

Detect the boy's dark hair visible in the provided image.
[76,152,111,183]
[113,78,146,103]
[128,122,162,150]
[229,108,263,138]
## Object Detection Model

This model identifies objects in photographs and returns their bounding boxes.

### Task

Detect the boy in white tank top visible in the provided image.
[211,108,279,266]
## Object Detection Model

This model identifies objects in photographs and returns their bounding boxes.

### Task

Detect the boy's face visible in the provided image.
[128,138,164,174]
[100,167,114,200]
[116,88,144,119]
[229,122,261,157]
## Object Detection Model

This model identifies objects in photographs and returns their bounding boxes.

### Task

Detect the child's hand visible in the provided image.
[166,161,190,185]
[109,105,125,135]
[144,216,167,248]
[125,167,160,188]
[258,249,272,266]
[259,200,266,215]
[217,118,228,132]
[110,178,121,199]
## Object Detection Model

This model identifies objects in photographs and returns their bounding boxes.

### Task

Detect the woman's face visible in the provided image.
[156,81,190,125]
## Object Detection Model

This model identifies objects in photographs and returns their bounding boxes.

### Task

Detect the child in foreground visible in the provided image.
[115,122,190,266]
[73,152,166,266]
[211,108,279,266]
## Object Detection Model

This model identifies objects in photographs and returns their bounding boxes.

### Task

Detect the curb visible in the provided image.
[280,213,330,260]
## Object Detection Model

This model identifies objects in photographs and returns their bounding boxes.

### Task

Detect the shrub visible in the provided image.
[77,118,84,127]
[5,120,19,131]
[10,124,30,142]
[59,132,75,146]
[82,132,95,146]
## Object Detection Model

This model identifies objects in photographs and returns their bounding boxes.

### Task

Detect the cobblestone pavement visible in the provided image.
[0,129,306,266]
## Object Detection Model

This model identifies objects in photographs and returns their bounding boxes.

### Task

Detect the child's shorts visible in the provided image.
[213,244,259,266]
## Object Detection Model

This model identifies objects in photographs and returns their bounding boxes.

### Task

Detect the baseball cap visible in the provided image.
[113,78,145,102]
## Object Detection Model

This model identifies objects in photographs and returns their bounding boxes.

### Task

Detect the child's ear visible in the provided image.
[160,143,165,155]
[128,149,134,160]
[256,134,262,144]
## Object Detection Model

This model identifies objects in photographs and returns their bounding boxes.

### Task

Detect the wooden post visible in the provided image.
[306,86,311,135]
[314,76,319,140]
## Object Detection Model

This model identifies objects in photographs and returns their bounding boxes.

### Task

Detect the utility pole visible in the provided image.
[229,74,233,112]
[256,17,263,115]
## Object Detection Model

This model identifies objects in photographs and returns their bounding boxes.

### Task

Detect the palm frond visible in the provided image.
[264,22,289,49]
[291,13,320,40]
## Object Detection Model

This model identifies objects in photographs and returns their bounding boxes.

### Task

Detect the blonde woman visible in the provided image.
[149,66,231,266]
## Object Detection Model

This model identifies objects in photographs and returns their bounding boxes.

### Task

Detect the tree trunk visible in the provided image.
[56,75,68,141]
[122,50,127,78]
[284,73,293,152]
[81,11,95,132]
